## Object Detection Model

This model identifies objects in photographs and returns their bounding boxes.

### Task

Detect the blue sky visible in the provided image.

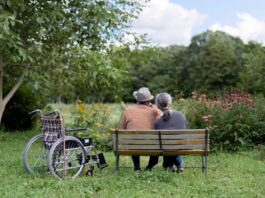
[174,0,265,33]
[132,0,265,46]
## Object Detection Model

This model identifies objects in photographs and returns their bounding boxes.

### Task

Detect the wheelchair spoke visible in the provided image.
[23,134,49,174]
[49,138,86,180]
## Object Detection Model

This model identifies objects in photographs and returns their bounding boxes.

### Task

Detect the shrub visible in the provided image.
[176,92,265,151]
[74,101,114,151]
[2,84,48,131]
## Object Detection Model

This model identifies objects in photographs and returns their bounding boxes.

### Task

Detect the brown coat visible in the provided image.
[120,104,161,129]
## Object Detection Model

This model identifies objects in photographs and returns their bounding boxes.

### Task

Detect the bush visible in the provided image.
[2,84,48,131]
[73,101,116,151]
[176,92,265,151]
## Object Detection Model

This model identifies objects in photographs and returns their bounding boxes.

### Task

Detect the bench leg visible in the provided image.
[201,155,205,173]
[115,153,119,174]
[205,154,208,175]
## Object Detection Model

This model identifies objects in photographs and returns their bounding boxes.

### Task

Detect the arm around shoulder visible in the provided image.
[119,111,127,129]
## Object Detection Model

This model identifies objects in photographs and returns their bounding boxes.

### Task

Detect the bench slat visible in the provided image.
[117,139,208,145]
[117,150,163,155]
[117,139,160,145]
[163,150,209,155]
[112,129,206,134]
[161,139,207,145]
[118,145,161,150]
[161,134,207,139]
[117,144,208,150]
[116,134,208,140]
[160,130,206,135]
[117,150,208,156]
[162,144,209,150]
[117,134,159,140]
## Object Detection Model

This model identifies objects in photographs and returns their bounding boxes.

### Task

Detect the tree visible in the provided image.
[175,31,244,96]
[0,0,148,123]
[66,47,131,102]
[124,45,185,101]
[239,41,265,95]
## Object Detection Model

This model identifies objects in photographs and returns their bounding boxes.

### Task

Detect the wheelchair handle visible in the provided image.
[45,110,60,117]
[28,109,42,119]
[28,109,42,115]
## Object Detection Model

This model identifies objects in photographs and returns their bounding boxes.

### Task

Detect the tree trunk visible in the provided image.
[0,57,26,124]
[0,103,4,125]
[0,56,3,124]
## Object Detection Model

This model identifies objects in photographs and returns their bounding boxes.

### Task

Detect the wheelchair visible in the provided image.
[23,109,108,180]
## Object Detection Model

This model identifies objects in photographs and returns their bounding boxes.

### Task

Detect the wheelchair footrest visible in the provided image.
[96,153,108,169]
[78,153,108,169]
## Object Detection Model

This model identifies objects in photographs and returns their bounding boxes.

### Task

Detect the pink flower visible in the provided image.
[202,115,209,121]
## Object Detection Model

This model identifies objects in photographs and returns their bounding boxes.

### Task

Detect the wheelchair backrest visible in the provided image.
[40,116,65,144]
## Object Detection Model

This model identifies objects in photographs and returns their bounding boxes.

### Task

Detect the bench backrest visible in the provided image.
[112,129,209,156]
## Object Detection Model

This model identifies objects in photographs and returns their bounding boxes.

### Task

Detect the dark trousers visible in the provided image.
[146,155,182,170]
[132,155,141,170]
[146,156,159,170]
[163,156,175,168]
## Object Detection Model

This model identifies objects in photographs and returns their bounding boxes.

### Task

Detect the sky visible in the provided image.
[131,0,265,46]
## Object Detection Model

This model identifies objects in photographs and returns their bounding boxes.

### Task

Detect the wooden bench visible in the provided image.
[111,129,210,174]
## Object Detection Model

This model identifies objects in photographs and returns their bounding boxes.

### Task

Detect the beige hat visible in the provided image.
[133,87,154,102]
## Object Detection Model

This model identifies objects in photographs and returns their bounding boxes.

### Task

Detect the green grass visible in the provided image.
[1,131,265,198]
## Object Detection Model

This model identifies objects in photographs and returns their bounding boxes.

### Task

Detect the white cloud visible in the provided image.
[131,0,206,46]
[210,13,265,44]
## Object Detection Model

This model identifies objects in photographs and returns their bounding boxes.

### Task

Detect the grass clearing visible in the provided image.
[0,130,265,197]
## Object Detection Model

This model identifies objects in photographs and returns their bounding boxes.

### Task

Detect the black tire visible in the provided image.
[23,134,49,174]
[48,136,86,180]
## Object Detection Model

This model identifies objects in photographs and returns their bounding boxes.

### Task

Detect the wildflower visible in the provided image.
[198,94,207,102]
[202,115,209,121]
[192,91,198,99]
[212,98,221,104]
[202,115,212,122]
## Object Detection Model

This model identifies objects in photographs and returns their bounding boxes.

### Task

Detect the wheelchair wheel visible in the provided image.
[48,136,86,180]
[23,134,49,174]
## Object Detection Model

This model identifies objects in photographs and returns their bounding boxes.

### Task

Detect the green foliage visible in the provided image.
[48,102,124,150]
[73,101,114,150]
[122,31,265,101]
[124,45,185,101]
[175,31,244,96]
[239,42,265,95]
[0,0,147,61]
[0,0,149,123]
[1,84,47,131]
[44,48,131,103]
[176,92,265,151]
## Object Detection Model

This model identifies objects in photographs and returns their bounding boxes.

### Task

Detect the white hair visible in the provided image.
[155,93,172,121]
[155,93,172,110]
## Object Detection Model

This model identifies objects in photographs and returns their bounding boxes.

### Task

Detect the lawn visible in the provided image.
[0,130,265,198]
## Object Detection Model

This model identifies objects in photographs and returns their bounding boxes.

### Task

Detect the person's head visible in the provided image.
[155,93,172,121]
[133,87,154,105]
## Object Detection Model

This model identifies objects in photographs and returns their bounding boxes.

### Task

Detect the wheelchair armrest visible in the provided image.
[65,128,88,133]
